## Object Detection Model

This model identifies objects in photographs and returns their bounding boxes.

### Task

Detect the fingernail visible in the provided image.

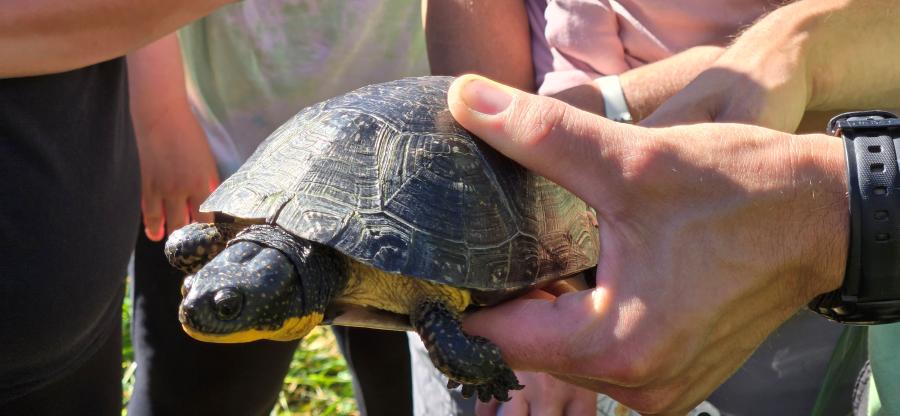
[146,227,164,241]
[460,78,512,115]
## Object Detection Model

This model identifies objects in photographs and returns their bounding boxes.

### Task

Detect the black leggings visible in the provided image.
[0,311,123,416]
[127,229,413,416]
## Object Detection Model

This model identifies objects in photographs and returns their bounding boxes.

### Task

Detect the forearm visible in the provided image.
[726,0,900,112]
[0,0,228,77]
[553,46,723,121]
[128,33,194,135]
[423,0,534,91]
[622,46,723,120]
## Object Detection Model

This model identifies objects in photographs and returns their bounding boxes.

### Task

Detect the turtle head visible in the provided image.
[178,239,323,343]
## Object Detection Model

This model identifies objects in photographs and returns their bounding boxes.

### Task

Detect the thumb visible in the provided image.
[447,74,638,210]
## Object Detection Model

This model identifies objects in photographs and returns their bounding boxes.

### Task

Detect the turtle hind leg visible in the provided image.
[411,299,523,402]
[164,222,243,274]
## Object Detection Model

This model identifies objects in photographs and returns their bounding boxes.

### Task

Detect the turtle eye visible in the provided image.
[213,288,243,321]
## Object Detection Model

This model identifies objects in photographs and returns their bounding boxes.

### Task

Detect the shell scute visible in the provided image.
[203,77,599,290]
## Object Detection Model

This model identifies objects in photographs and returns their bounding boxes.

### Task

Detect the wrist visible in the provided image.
[133,99,198,140]
[788,133,849,298]
[550,82,607,117]
[810,112,900,324]
[761,0,855,111]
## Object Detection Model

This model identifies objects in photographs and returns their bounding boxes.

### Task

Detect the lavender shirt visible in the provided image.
[526,0,779,95]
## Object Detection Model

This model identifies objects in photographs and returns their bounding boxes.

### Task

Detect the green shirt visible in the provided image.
[869,322,900,415]
[178,0,429,176]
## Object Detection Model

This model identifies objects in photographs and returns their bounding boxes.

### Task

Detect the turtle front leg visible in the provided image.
[164,222,244,274]
[411,299,523,402]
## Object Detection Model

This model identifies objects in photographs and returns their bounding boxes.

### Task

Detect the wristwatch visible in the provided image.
[809,110,900,324]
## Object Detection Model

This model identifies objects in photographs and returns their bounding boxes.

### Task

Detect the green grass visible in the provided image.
[120,278,358,415]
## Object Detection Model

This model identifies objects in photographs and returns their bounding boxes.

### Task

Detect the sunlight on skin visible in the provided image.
[590,287,610,315]
[588,286,647,341]
[613,297,646,340]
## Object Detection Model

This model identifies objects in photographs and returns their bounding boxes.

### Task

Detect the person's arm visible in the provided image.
[552,45,723,121]
[423,0,534,91]
[447,74,848,414]
[423,0,724,122]
[128,34,219,241]
[0,0,230,77]
[644,0,900,132]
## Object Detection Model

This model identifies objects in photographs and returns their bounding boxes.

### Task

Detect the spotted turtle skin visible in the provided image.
[202,76,599,298]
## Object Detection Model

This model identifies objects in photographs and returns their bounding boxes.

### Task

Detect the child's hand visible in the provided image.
[135,107,219,241]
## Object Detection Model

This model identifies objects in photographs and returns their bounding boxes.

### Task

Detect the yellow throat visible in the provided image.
[181,312,324,343]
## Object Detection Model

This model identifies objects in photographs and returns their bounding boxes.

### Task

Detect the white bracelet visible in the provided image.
[595,75,633,123]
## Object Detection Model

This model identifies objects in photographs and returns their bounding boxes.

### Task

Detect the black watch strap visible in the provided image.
[809,111,900,324]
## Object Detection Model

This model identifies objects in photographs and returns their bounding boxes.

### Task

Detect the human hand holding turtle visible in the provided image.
[448,74,849,414]
[160,65,847,411]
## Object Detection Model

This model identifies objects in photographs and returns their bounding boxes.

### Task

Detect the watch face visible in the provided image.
[828,110,900,135]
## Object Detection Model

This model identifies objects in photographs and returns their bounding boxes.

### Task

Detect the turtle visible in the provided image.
[164,76,599,402]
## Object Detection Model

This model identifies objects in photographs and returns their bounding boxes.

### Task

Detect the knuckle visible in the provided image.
[152,179,180,194]
[507,96,570,150]
[620,135,673,183]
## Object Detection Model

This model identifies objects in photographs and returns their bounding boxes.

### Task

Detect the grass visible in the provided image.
[120,278,359,415]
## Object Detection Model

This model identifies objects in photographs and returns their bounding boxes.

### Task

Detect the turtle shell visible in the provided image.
[202,76,598,292]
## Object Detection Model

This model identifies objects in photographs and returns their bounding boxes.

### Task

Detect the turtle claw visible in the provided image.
[413,299,525,403]
[450,369,522,402]
[493,389,511,402]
